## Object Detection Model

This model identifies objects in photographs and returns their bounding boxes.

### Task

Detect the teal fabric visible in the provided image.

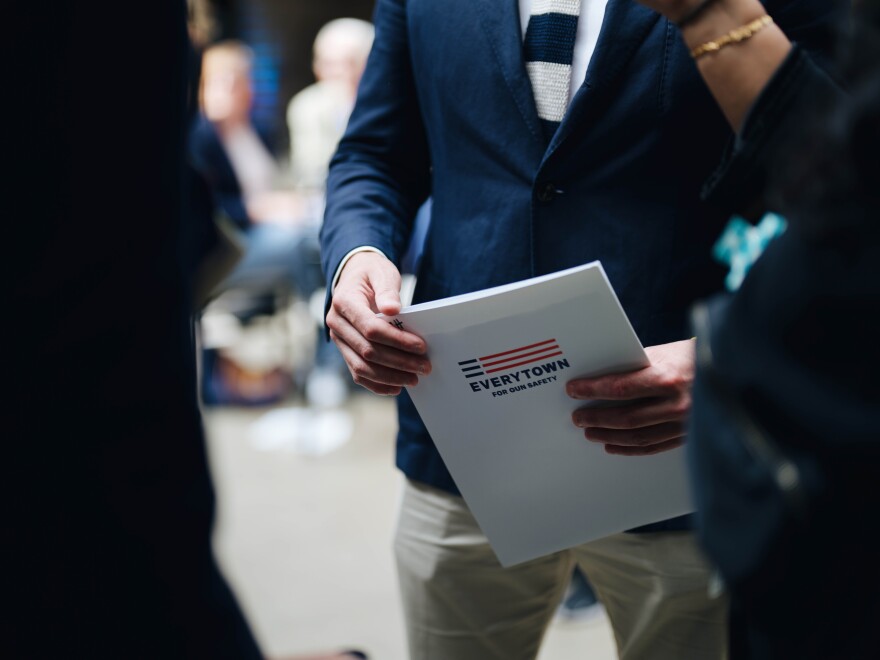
[713,213,788,291]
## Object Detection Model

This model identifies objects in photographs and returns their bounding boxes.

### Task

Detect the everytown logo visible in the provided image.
[458,339,571,397]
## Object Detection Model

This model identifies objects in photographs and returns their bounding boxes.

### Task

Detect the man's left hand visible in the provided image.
[566,339,695,456]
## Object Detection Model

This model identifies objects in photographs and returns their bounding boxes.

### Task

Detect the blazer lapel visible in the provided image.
[547,0,662,155]
[474,0,544,147]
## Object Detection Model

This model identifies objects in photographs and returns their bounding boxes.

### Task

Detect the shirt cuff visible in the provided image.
[331,246,388,294]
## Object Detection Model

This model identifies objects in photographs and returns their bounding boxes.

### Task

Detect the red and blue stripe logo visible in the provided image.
[458,339,563,378]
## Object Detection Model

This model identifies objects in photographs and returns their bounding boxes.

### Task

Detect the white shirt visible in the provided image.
[221,123,279,202]
[332,0,610,291]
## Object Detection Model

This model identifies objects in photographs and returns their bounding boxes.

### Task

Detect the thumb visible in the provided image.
[369,261,402,316]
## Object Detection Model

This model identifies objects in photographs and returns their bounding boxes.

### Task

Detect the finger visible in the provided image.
[572,396,689,430]
[582,421,685,447]
[351,375,403,397]
[331,296,427,355]
[367,264,403,316]
[603,437,684,457]
[566,367,673,400]
[328,315,431,375]
[334,333,421,389]
[568,340,694,401]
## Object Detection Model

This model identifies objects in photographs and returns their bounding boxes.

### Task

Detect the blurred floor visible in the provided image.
[203,392,617,659]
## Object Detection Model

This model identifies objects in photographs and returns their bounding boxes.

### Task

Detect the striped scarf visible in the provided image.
[523,0,582,141]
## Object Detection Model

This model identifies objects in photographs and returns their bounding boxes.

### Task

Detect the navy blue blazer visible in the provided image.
[322,0,842,528]
[188,114,277,230]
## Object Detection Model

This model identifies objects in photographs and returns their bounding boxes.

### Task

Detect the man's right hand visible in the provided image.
[326,252,431,396]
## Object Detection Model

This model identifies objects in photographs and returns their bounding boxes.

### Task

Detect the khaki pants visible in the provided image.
[394,479,727,660]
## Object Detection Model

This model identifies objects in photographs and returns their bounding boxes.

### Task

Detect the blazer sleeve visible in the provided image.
[320,0,432,287]
[700,0,848,216]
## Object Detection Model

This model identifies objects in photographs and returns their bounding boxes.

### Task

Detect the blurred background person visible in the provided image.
[189,39,350,411]
[189,38,301,406]
[286,17,431,299]
[282,18,380,413]
[193,39,300,230]
[286,18,374,196]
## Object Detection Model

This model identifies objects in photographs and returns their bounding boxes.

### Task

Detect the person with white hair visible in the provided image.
[286,18,375,193]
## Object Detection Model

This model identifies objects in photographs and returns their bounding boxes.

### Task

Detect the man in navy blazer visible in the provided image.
[321,0,840,658]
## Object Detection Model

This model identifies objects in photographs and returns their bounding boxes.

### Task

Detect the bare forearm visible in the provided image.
[680,0,792,131]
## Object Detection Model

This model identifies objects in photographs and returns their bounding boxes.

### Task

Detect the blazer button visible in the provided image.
[536,182,557,203]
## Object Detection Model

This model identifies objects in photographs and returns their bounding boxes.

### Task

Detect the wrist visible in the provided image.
[671,0,719,28]
[680,0,767,47]
[331,246,387,293]
[339,250,381,279]
[345,249,380,266]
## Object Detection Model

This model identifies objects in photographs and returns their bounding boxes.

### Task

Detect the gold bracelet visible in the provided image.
[690,15,774,59]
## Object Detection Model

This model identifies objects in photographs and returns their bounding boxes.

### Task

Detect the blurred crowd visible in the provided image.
[187,16,376,414]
